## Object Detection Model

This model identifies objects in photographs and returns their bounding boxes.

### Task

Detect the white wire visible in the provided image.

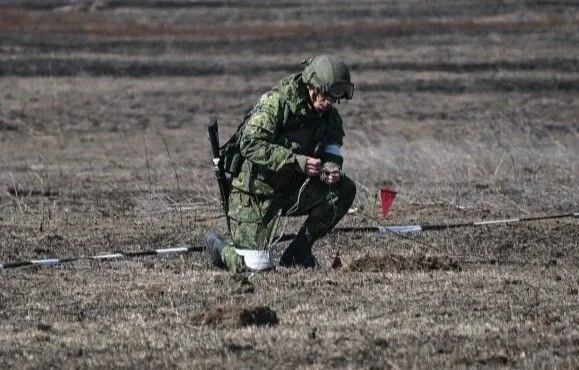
[268,178,310,249]
[267,176,339,249]
[286,177,311,216]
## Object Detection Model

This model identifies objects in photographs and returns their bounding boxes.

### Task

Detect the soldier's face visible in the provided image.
[309,87,335,113]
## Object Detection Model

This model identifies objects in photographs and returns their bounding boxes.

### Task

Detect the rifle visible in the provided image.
[207,119,231,234]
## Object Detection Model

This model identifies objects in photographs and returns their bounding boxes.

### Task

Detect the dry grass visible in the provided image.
[0,1,578,369]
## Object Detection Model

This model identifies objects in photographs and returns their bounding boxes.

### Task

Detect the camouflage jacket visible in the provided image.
[231,72,345,197]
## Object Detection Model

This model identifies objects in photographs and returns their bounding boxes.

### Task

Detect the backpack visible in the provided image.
[219,91,274,187]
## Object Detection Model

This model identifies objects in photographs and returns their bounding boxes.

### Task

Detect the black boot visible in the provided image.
[204,230,226,269]
[279,226,318,268]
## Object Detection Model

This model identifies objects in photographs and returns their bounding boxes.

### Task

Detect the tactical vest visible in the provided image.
[225,73,341,197]
[231,106,328,197]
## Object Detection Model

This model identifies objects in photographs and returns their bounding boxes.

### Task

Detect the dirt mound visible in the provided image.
[192,305,279,328]
[347,252,461,272]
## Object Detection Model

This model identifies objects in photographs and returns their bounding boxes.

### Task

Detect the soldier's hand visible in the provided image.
[305,157,322,176]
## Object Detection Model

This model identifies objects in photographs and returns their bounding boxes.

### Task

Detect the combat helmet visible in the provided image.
[301,55,354,100]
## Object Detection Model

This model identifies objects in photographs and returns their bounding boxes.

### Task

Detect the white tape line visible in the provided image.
[474,218,519,225]
[378,225,423,234]
[156,247,189,254]
[92,253,124,260]
[31,259,60,266]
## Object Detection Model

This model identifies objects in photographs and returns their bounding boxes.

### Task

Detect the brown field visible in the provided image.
[0,1,578,368]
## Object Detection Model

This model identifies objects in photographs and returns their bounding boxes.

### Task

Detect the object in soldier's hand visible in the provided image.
[321,167,341,185]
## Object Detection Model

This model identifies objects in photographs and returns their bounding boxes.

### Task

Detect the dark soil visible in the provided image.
[192,305,279,328]
[347,252,461,272]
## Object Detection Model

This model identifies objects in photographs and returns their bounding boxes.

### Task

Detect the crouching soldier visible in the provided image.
[206,55,356,272]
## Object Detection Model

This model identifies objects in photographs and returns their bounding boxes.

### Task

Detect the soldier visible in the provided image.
[206,55,356,272]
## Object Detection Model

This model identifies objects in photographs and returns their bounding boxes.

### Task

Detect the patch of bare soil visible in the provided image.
[347,252,461,272]
[1,7,576,38]
[192,305,279,328]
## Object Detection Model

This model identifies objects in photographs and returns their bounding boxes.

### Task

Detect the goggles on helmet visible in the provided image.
[321,80,354,100]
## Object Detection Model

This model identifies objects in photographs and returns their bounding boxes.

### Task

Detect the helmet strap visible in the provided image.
[306,84,318,101]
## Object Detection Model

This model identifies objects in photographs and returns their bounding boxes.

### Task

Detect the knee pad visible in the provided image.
[234,248,275,271]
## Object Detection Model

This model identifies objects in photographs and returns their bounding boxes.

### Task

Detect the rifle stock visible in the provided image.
[207,119,220,159]
[207,119,231,233]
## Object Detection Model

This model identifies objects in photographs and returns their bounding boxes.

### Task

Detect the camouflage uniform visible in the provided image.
[220,71,356,272]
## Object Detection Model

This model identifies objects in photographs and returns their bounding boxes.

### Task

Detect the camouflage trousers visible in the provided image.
[221,176,356,272]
